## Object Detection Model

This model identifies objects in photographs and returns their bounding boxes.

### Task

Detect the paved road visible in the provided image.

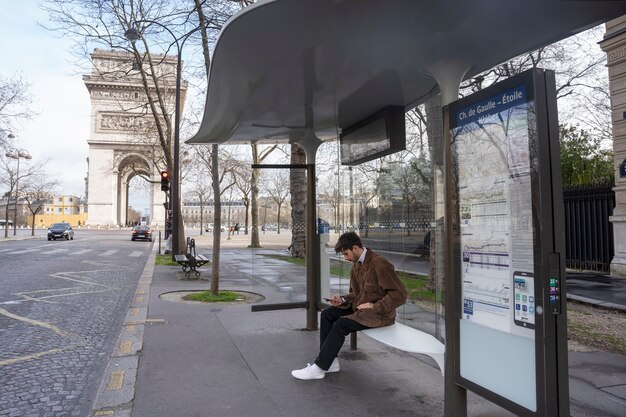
[0,231,151,417]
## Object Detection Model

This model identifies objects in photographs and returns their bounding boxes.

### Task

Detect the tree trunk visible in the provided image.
[199,199,204,235]
[425,93,442,293]
[276,203,281,234]
[290,144,307,257]
[244,201,249,235]
[250,145,261,247]
[4,195,11,238]
[211,144,221,295]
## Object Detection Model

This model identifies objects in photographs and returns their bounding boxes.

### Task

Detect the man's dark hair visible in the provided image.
[334,231,363,253]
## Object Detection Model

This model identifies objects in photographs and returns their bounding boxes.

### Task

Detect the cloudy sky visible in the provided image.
[0,1,161,211]
[1,1,92,199]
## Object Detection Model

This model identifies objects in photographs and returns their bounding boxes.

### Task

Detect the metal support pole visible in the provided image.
[306,163,319,330]
[13,157,20,236]
[443,101,467,417]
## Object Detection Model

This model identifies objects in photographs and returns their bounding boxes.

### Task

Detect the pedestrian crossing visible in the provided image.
[0,246,149,258]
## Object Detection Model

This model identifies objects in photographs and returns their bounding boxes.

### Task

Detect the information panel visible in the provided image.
[449,73,540,413]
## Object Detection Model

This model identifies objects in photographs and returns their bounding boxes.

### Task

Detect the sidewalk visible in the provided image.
[89,239,626,417]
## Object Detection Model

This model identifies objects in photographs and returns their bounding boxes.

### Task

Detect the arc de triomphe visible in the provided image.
[83,49,185,227]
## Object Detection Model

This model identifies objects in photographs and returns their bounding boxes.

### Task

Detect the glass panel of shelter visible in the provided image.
[242,129,445,343]
[320,132,445,342]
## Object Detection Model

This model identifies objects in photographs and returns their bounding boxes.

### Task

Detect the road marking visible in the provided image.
[100,249,118,256]
[134,295,144,303]
[70,248,93,255]
[119,340,132,354]
[0,307,66,336]
[129,308,141,317]
[94,411,114,416]
[107,370,125,390]
[40,248,68,255]
[0,248,12,252]
[7,248,40,255]
[129,251,143,257]
[0,347,68,367]
[124,324,136,333]
[0,308,79,367]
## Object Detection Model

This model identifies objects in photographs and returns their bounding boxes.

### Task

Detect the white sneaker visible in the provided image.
[327,358,340,373]
[291,363,325,380]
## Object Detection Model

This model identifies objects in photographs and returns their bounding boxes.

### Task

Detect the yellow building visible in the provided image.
[32,195,88,228]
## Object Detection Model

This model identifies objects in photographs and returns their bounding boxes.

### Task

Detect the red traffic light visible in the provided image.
[160,170,170,192]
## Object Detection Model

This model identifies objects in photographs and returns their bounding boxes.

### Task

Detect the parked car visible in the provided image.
[131,225,152,241]
[48,223,74,241]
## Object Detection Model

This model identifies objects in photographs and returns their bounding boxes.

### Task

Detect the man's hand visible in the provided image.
[328,295,344,306]
[356,302,374,310]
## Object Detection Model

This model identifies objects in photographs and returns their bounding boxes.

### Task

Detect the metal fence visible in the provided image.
[563,182,615,272]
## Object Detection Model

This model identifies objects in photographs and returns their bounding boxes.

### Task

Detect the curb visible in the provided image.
[567,294,626,312]
[89,242,159,416]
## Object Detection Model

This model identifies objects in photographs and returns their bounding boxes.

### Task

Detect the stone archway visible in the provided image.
[116,153,152,226]
[83,49,182,227]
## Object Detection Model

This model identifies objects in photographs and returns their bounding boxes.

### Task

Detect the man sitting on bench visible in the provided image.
[291,231,408,380]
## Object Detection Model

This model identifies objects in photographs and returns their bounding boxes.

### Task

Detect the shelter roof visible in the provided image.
[188,0,626,146]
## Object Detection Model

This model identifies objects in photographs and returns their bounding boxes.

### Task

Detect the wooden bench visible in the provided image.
[174,237,210,278]
[359,322,445,375]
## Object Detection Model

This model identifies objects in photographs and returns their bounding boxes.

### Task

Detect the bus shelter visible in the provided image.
[187,1,626,415]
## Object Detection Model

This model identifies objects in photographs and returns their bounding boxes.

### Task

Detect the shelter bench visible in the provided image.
[358,322,445,375]
[174,237,210,278]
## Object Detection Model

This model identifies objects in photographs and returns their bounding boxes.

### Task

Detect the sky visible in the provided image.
[0,1,92,200]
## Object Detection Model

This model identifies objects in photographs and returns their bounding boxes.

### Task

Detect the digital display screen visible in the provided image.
[340,106,405,165]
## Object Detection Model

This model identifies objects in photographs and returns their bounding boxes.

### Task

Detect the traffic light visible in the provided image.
[160,170,170,192]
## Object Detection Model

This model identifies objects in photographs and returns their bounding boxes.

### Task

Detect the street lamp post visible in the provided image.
[5,147,32,236]
[125,21,198,257]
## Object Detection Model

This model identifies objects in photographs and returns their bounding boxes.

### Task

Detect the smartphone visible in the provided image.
[324,297,347,304]
[513,271,535,329]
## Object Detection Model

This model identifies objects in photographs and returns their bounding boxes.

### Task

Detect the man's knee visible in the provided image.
[334,318,359,336]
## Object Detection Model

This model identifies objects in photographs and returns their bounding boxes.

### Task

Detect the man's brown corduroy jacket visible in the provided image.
[341,249,408,328]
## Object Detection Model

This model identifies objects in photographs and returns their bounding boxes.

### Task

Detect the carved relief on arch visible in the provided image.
[91,88,146,102]
[97,112,155,133]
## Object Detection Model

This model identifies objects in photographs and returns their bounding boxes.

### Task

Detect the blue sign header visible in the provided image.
[455,85,527,126]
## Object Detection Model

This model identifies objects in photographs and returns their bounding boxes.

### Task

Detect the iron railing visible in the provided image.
[563,182,615,272]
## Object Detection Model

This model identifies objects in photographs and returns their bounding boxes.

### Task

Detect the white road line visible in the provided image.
[7,248,40,255]
[40,248,69,255]
[70,249,94,255]
[129,251,143,257]
[100,250,118,257]
[0,248,13,252]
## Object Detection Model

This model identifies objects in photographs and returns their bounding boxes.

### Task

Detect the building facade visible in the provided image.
[83,49,186,227]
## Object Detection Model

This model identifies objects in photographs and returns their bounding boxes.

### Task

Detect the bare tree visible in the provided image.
[0,74,34,150]
[266,170,290,234]
[289,143,307,257]
[0,155,48,238]
[249,144,278,247]
[22,175,58,236]
[232,158,252,234]
[185,160,212,235]
[41,0,207,251]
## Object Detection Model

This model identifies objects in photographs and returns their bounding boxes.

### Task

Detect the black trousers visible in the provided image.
[314,306,369,370]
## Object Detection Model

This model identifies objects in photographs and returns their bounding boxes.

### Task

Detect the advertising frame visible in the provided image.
[444,68,569,416]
